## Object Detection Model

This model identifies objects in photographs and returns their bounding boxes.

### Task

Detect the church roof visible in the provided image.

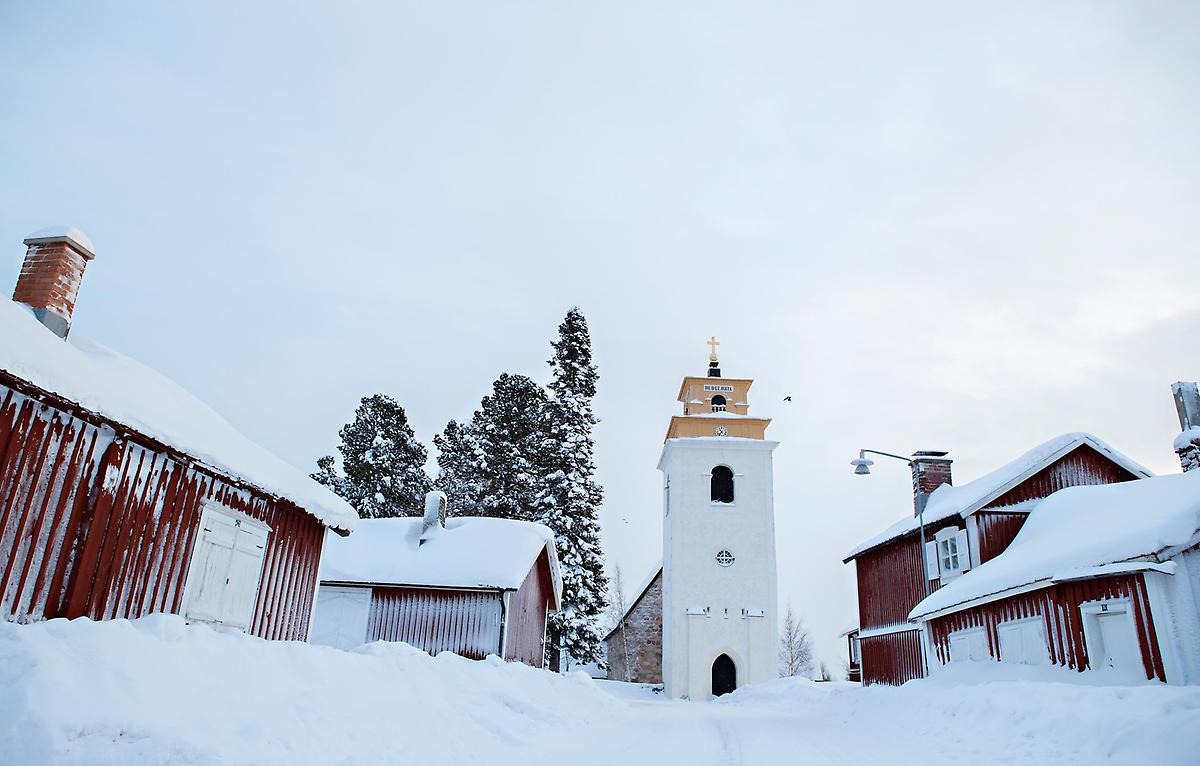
[604,565,662,642]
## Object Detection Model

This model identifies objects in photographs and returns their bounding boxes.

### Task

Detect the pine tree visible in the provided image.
[471,374,548,521]
[311,454,353,501]
[313,394,432,518]
[537,308,609,670]
[433,419,484,517]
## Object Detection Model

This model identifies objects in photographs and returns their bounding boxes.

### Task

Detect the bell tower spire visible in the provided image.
[707,336,722,378]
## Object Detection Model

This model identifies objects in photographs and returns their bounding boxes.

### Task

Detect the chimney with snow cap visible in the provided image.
[14,227,96,339]
[418,490,447,545]
[1172,381,1200,473]
[910,450,952,517]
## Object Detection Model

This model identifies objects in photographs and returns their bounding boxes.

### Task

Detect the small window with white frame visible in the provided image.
[927,526,970,581]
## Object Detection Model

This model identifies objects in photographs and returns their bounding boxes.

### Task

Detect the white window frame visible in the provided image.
[947,626,990,662]
[180,502,272,632]
[933,526,970,581]
[996,616,1048,666]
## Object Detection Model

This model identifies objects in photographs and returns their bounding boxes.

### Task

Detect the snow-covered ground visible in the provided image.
[3,618,1199,766]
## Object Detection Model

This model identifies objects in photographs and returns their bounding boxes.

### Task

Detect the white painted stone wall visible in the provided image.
[659,436,779,699]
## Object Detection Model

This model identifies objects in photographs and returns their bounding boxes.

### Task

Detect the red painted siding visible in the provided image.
[976,512,1028,564]
[504,549,553,667]
[0,377,327,641]
[986,445,1138,508]
[367,587,503,659]
[859,630,925,686]
[855,521,955,631]
[927,574,1165,681]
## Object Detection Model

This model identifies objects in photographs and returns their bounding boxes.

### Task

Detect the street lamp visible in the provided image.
[852,448,932,598]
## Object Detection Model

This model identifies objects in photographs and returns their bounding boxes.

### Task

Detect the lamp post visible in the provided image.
[851,448,931,598]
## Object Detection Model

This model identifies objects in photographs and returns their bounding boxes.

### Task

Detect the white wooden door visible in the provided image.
[181,504,270,632]
[1096,612,1143,676]
[310,586,372,650]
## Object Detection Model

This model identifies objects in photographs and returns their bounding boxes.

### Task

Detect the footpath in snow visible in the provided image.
[3,617,1199,766]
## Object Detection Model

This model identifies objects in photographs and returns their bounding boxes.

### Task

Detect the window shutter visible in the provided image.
[954,530,970,572]
[924,541,940,580]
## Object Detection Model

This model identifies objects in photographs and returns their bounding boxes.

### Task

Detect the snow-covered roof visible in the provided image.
[603,564,662,641]
[910,470,1200,620]
[23,226,96,258]
[0,300,358,532]
[844,433,1151,561]
[321,517,562,607]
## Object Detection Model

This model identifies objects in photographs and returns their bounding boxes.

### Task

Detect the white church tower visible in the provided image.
[659,338,779,699]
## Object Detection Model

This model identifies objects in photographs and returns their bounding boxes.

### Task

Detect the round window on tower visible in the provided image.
[715,549,735,567]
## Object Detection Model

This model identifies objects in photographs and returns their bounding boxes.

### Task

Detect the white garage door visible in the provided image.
[311,585,373,650]
[997,618,1047,665]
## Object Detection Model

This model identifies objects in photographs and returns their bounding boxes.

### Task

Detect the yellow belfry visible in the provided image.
[664,339,771,441]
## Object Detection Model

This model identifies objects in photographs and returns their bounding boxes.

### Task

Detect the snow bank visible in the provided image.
[846,432,1151,560]
[719,672,1200,765]
[0,616,619,765]
[322,517,561,602]
[0,300,357,532]
[912,470,1200,618]
[3,617,1198,766]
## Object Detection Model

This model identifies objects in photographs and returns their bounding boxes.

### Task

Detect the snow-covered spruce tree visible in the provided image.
[470,374,549,522]
[433,419,484,517]
[311,454,355,503]
[779,604,817,678]
[536,308,608,671]
[315,394,432,518]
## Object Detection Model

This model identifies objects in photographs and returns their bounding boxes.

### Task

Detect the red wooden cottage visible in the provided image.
[0,227,358,639]
[843,432,1150,685]
[910,383,1200,684]
[311,491,561,667]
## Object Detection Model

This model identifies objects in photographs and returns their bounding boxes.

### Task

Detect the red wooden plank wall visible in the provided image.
[0,380,326,641]
[859,630,925,686]
[986,445,1138,508]
[976,512,1028,564]
[504,550,552,667]
[927,574,1165,681]
[855,533,946,630]
[368,587,503,659]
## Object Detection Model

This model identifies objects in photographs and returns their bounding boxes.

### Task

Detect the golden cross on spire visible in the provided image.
[707,335,720,361]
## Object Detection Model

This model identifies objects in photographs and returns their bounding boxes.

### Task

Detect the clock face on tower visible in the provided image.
[715,426,728,437]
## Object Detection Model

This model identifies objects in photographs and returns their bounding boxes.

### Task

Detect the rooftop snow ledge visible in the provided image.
[0,300,357,532]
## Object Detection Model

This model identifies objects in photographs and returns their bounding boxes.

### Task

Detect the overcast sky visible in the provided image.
[2,2,1198,670]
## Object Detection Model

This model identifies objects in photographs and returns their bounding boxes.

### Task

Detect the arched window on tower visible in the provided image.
[711,465,734,504]
[711,395,727,412]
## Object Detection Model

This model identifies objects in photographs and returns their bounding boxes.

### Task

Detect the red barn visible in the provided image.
[0,227,358,639]
[911,384,1200,684]
[843,433,1149,685]
[311,492,561,667]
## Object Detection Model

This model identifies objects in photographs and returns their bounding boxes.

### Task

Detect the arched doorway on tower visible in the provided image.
[712,654,737,696]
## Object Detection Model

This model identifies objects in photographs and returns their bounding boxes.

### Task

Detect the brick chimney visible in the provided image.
[1172,381,1200,473]
[910,450,952,517]
[14,227,96,338]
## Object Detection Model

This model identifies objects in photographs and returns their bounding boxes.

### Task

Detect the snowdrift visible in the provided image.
[0,616,621,765]
[3,617,1199,765]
